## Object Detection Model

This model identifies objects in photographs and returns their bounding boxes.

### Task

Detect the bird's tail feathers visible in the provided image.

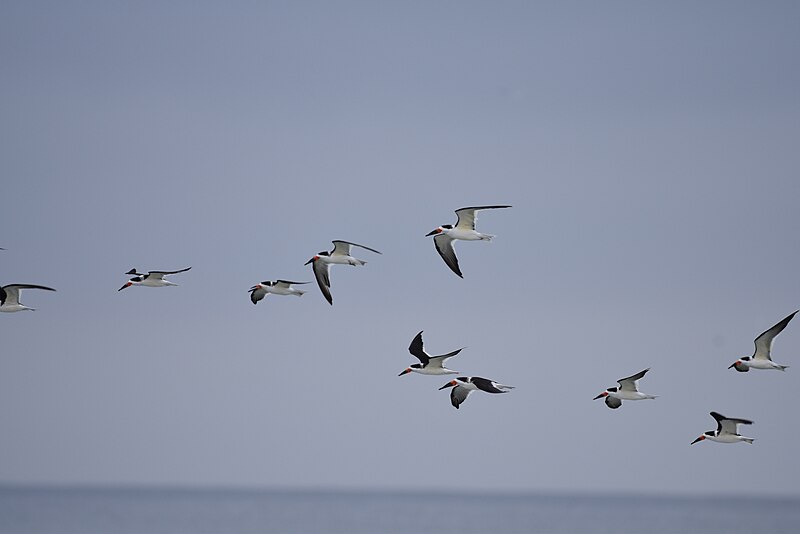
[743,438,755,444]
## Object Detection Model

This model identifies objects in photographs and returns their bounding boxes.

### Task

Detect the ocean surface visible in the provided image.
[0,486,798,534]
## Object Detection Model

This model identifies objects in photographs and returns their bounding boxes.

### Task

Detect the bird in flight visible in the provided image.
[593,368,657,409]
[248,280,310,304]
[426,205,511,278]
[398,331,463,376]
[729,311,797,372]
[1,284,56,312]
[691,412,755,445]
[118,267,192,291]
[305,240,381,305]
[439,376,514,409]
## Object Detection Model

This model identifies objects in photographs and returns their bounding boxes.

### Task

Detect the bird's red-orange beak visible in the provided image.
[593,391,608,400]
[118,282,132,291]
[439,380,457,390]
[425,228,442,237]
[691,435,705,445]
[398,368,412,377]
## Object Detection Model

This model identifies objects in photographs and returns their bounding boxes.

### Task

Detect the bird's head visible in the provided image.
[593,386,616,400]
[439,379,458,390]
[425,227,443,237]
[306,251,330,264]
[426,224,453,237]
[728,357,749,372]
[398,364,422,376]
[118,281,133,291]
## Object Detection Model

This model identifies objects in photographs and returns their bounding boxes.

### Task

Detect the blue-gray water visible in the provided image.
[1,486,798,534]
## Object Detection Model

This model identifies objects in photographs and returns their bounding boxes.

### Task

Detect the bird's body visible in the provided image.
[249,280,309,304]
[398,331,463,376]
[305,240,381,305]
[318,254,367,267]
[607,390,656,401]
[440,227,493,242]
[439,376,514,409]
[738,359,787,371]
[0,284,56,312]
[729,311,796,372]
[132,277,178,288]
[692,412,755,445]
[118,267,191,291]
[426,205,511,278]
[594,368,657,409]
[406,364,457,376]
[703,433,754,444]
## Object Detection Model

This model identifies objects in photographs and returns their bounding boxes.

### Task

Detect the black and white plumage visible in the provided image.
[438,376,514,409]
[248,280,309,304]
[398,331,463,376]
[118,267,192,291]
[691,412,755,445]
[304,240,381,305]
[0,284,57,312]
[425,205,511,278]
[593,368,657,409]
[729,311,797,372]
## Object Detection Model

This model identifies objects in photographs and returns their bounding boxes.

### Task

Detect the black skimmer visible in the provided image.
[304,240,381,305]
[729,310,797,372]
[691,412,755,445]
[248,280,310,304]
[118,267,191,291]
[0,284,56,312]
[398,331,463,376]
[438,376,514,409]
[425,205,511,278]
[593,368,657,409]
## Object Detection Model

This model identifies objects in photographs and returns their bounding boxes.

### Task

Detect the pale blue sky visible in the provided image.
[1,1,799,496]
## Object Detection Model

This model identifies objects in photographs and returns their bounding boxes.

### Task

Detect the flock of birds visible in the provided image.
[589,309,798,445]
[586,305,794,445]
[2,206,797,442]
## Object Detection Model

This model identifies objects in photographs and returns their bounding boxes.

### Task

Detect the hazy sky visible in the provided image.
[1,1,799,496]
